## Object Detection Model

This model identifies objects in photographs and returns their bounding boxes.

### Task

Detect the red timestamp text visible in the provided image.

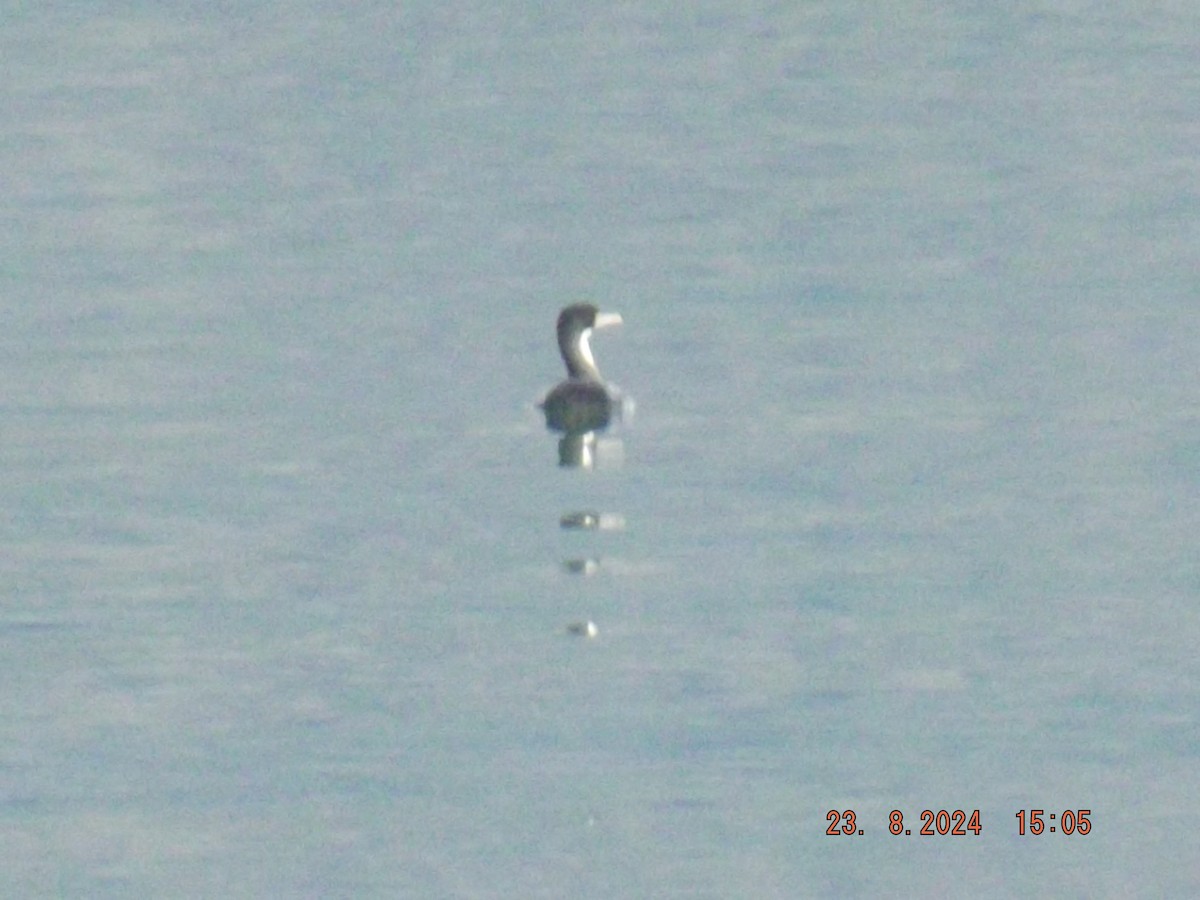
[891,809,981,836]
[825,809,982,836]
[1015,809,1091,835]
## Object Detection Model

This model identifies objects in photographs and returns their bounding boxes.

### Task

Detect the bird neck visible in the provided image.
[562,328,601,379]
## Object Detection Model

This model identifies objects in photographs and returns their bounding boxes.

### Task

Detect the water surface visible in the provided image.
[2,2,1199,896]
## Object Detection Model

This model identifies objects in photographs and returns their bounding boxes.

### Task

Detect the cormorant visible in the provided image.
[540,303,623,434]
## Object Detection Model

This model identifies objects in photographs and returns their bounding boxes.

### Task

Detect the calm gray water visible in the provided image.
[3,2,1199,896]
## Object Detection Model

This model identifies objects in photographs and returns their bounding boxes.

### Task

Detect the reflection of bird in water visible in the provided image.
[540,303,623,434]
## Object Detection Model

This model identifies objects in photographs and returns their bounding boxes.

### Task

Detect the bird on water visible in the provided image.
[540,303,623,434]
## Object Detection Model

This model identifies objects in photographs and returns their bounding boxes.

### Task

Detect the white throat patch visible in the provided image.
[577,328,596,372]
